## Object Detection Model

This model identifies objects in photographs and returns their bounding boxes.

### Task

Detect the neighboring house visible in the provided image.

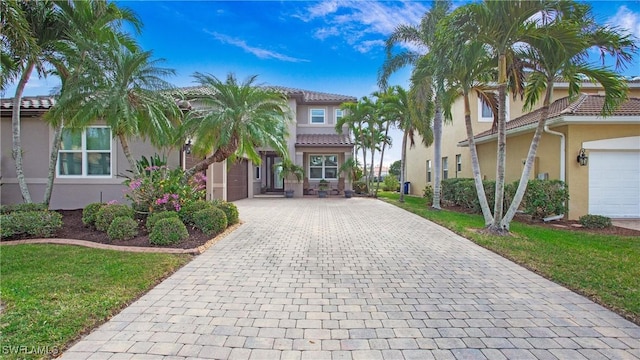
[181,86,356,201]
[0,87,356,209]
[404,79,640,220]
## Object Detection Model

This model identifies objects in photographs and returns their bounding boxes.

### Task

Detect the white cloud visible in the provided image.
[355,40,385,54]
[203,30,310,63]
[298,0,428,53]
[607,5,640,41]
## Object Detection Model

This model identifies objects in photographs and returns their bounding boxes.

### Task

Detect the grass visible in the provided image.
[0,244,191,359]
[377,191,640,325]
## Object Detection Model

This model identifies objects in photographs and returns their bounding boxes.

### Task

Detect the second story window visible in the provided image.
[335,109,344,123]
[310,109,325,124]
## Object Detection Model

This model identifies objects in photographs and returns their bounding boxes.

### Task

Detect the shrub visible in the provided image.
[179,200,216,224]
[82,202,105,227]
[149,217,188,245]
[353,181,368,194]
[107,216,139,241]
[0,211,63,238]
[146,211,180,232]
[422,184,434,205]
[0,202,47,214]
[382,176,399,192]
[522,179,568,219]
[193,208,227,236]
[217,202,239,226]
[579,214,612,229]
[95,204,134,232]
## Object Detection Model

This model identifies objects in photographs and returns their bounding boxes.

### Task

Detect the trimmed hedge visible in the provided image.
[193,208,227,236]
[0,211,63,238]
[0,202,48,214]
[107,216,139,241]
[82,202,105,227]
[217,202,239,225]
[146,211,180,232]
[579,214,612,229]
[179,200,215,224]
[95,204,135,232]
[522,179,568,219]
[149,217,188,245]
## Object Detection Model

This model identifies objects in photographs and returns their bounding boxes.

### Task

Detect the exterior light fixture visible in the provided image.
[184,139,192,154]
[577,148,588,166]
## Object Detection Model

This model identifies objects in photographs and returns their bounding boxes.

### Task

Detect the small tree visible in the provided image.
[273,160,304,197]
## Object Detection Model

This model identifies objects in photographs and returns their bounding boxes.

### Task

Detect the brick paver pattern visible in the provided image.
[62,198,640,360]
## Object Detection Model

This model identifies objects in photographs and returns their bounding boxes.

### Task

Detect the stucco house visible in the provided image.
[404,79,640,220]
[0,87,355,209]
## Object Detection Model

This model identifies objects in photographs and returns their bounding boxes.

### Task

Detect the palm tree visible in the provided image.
[0,0,36,90]
[500,6,636,229]
[182,73,291,179]
[379,0,452,209]
[452,0,569,233]
[42,0,141,206]
[5,0,60,203]
[336,97,377,190]
[57,47,181,177]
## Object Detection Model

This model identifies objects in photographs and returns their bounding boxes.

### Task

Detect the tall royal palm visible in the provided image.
[379,0,451,209]
[500,6,636,229]
[60,47,181,177]
[337,97,377,189]
[182,73,291,179]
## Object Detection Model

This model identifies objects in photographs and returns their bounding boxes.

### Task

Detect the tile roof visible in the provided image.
[179,85,356,104]
[470,94,640,141]
[1,96,56,113]
[296,134,354,147]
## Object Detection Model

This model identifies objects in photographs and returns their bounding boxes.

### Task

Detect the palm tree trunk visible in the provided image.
[184,139,239,179]
[374,121,391,197]
[399,132,408,203]
[118,133,140,177]
[431,97,443,209]
[489,81,508,234]
[501,83,554,229]
[11,61,35,203]
[369,146,376,196]
[43,122,63,206]
[361,140,368,194]
[464,93,493,225]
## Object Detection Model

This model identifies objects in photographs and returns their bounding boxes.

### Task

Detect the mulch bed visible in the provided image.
[442,205,640,237]
[2,210,213,249]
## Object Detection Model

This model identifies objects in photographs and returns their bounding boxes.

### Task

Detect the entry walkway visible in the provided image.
[62,198,639,359]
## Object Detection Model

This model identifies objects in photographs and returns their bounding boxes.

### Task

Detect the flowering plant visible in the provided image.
[124,165,206,214]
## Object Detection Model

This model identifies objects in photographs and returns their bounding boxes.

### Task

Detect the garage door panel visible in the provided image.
[227,159,248,202]
[589,151,640,218]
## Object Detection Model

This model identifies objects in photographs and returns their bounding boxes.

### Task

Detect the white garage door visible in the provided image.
[588,151,640,218]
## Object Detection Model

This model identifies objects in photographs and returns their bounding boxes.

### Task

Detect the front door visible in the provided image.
[266,155,284,192]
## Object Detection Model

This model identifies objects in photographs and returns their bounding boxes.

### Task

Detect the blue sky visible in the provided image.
[7,0,640,165]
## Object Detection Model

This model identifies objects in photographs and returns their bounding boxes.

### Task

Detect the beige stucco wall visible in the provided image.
[1,116,179,209]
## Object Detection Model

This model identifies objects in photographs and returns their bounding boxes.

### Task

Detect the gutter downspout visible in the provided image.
[543,125,565,222]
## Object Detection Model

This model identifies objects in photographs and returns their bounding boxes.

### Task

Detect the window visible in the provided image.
[442,157,449,180]
[335,109,344,122]
[58,127,112,177]
[255,166,261,180]
[310,109,325,124]
[309,155,338,179]
[426,160,432,183]
[456,154,462,175]
[478,94,510,122]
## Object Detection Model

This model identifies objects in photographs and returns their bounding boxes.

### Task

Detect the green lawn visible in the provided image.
[378,192,640,325]
[0,244,191,359]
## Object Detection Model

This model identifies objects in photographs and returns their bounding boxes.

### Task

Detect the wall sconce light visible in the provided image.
[184,139,192,155]
[577,148,588,166]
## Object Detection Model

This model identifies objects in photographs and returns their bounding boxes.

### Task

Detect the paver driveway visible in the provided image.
[62,198,640,360]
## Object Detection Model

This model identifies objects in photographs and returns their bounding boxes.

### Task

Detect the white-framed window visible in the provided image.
[58,126,112,177]
[456,154,462,174]
[426,160,432,183]
[335,109,344,123]
[310,109,326,124]
[309,154,338,179]
[255,166,261,180]
[478,94,510,123]
[442,157,449,180]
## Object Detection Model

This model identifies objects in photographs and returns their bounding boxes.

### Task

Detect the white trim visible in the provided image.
[583,136,640,151]
[57,126,113,178]
[477,93,510,123]
[308,154,339,180]
[335,108,344,123]
[310,108,326,124]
